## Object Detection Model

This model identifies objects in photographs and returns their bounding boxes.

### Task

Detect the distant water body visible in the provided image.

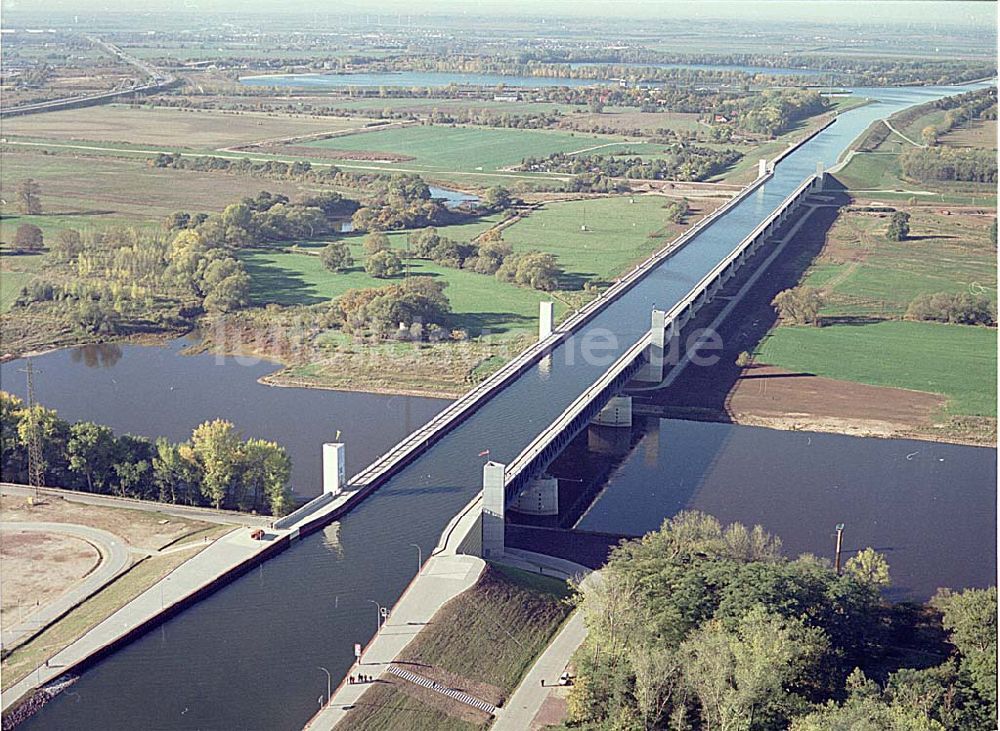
[240,71,600,88]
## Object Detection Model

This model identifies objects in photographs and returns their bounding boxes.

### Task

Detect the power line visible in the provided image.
[19,359,45,499]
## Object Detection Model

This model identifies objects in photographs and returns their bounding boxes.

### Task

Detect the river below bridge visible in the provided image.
[10,82,996,730]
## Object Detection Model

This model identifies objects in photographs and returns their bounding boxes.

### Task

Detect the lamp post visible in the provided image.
[410,543,422,573]
[318,666,331,705]
[834,523,845,575]
[367,600,382,634]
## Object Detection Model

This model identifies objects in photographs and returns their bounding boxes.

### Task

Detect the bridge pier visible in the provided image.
[757,159,769,178]
[633,309,667,383]
[538,301,554,342]
[591,395,632,427]
[482,461,506,558]
[512,476,559,515]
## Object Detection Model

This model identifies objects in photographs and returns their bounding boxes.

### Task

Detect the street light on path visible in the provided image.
[367,600,382,634]
[318,666,331,705]
[410,543,422,573]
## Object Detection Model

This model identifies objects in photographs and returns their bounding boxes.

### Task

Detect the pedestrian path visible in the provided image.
[387,664,496,715]
[304,494,484,731]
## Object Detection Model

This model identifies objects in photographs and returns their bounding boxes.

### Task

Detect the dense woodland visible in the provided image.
[1,392,293,515]
[566,512,997,731]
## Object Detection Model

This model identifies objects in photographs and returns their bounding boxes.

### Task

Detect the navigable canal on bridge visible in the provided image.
[14,83,994,730]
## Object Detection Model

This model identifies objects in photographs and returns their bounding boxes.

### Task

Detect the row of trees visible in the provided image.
[918,87,997,146]
[1,392,292,515]
[900,146,998,184]
[567,511,997,730]
[518,144,742,182]
[408,226,563,290]
[906,291,996,326]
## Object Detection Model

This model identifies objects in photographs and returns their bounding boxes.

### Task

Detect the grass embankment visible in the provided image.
[338,563,572,731]
[755,207,997,427]
[833,104,997,205]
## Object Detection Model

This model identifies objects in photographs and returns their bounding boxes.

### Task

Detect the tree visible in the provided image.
[67,421,117,493]
[240,438,293,515]
[736,351,753,367]
[54,229,83,260]
[408,227,441,258]
[320,241,354,272]
[680,607,827,731]
[203,269,250,313]
[363,231,391,255]
[887,211,911,241]
[365,249,403,278]
[497,251,562,291]
[931,587,998,715]
[481,185,512,211]
[772,287,822,326]
[190,419,242,509]
[16,179,42,215]
[845,547,891,589]
[14,224,44,252]
[1,392,25,481]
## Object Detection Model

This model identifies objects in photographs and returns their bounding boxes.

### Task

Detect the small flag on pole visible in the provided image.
[478,449,490,457]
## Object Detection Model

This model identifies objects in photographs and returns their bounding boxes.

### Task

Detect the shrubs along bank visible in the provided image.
[0,392,293,515]
[567,511,997,730]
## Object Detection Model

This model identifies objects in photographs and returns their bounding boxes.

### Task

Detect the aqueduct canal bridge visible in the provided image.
[18,83,989,731]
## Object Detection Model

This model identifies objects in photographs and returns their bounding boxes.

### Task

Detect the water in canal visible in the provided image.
[17,83,995,730]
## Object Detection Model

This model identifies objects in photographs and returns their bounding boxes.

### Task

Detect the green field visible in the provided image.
[241,219,565,335]
[500,194,693,284]
[756,321,997,417]
[799,209,997,318]
[302,125,623,172]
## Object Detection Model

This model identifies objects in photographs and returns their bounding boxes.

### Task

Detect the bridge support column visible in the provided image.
[634,309,667,383]
[482,461,506,559]
[757,159,769,178]
[512,476,559,516]
[815,161,826,190]
[592,395,632,427]
[538,301,554,342]
[322,443,346,496]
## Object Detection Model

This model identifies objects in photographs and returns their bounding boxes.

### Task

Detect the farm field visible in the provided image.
[0,150,348,235]
[941,118,998,150]
[755,320,996,417]
[832,152,997,205]
[1,104,376,149]
[799,208,997,318]
[557,109,702,134]
[300,124,626,172]
[500,193,721,285]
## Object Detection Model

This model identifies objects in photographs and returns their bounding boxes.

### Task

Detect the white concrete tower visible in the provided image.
[323,443,346,495]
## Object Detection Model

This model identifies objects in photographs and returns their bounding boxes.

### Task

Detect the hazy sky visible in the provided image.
[2,0,996,27]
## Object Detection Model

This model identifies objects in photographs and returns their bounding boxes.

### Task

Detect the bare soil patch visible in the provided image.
[0,532,99,629]
[725,364,947,438]
[0,490,217,551]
